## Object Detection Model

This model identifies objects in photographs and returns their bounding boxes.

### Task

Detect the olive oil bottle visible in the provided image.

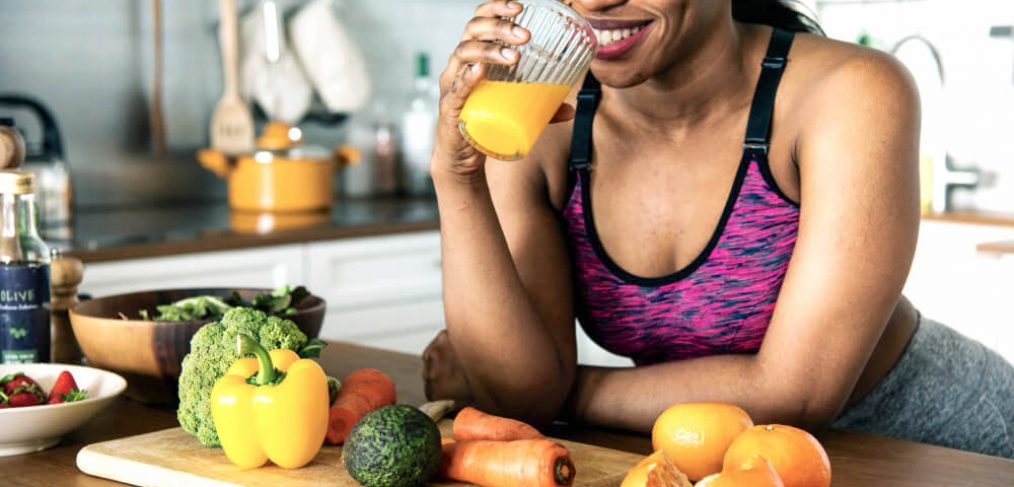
[0,120,50,363]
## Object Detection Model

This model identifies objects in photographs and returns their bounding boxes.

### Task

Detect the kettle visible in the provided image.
[0,95,73,232]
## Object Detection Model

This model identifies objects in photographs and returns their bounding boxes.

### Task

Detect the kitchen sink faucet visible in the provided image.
[890,34,981,213]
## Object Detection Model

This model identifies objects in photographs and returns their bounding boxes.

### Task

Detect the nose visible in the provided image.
[571,0,629,13]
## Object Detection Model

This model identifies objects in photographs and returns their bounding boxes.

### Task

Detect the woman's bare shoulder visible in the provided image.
[787,32,919,116]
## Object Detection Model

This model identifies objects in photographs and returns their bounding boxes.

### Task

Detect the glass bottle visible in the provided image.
[0,171,51,363]
[400,52,439,196]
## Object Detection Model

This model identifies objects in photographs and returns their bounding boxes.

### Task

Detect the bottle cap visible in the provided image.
[416,53,430,78]
[0,171,35,195]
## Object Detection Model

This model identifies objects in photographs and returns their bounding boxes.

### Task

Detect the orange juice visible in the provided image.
[459,80,572,160]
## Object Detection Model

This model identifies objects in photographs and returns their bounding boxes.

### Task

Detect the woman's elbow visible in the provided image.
[480,365,575,427]
[756,375,848,432]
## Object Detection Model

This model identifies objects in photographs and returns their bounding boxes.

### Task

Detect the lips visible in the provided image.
[588,19,654,61]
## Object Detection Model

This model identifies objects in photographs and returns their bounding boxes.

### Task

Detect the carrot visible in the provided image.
[453,406,544,442]
[441,439,575,487]
[325,368,396,445]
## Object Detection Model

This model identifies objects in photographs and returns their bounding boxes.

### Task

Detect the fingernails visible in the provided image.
[500,47,519,61]
[470,63,482,75]
[512,25,528,40]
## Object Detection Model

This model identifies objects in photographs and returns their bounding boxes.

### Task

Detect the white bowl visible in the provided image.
[0,363,126,456]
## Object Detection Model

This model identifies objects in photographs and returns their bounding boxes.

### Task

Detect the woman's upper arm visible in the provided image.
[484,146,578,369]
[758,50,921,423]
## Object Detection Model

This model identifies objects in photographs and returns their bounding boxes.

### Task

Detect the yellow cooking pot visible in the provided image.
[198,122,359,212]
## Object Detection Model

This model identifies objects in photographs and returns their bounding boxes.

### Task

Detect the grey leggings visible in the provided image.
[833,316,1014,458]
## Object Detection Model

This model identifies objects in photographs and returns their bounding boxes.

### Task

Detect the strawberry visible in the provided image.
[0,373,45,407]
[6,389,43,407]
[46,370,87,404]
[1,372,44,397]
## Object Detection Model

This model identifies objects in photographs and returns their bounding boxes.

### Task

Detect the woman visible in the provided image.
[423,0,1014,457]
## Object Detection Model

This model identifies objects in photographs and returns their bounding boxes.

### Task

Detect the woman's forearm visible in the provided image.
[569,353,837,432]
[433,167,572,422]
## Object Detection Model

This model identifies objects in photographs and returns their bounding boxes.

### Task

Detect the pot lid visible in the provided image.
[252,121,332,161]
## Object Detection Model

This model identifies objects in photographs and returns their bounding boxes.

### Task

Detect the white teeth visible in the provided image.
[592,26,643,47]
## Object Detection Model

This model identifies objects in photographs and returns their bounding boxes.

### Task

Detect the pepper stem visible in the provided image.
[237,333,276,385]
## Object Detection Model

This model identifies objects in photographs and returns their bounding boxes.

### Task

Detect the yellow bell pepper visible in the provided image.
[211,333,329,469]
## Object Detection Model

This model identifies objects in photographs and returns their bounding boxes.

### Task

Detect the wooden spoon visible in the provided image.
[210,0,255,155]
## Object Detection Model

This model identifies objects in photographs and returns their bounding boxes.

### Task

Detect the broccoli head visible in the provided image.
[177,307,307,447]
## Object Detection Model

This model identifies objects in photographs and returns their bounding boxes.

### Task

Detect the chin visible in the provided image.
[589,62,653,89]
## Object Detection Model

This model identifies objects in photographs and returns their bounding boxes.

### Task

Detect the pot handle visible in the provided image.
[197,148,233,178]
[333,145,361,171]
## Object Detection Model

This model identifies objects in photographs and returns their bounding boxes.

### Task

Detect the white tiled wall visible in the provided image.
[816,0,1014,212]
[336,0,476,116]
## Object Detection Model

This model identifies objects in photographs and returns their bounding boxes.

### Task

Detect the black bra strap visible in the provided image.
[568,74,601,172]
[743,28,795,153]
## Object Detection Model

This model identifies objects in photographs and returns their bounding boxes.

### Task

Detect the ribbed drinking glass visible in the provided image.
[458,0,597,161]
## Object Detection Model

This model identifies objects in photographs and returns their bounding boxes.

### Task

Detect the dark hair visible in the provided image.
[732,0,824,35]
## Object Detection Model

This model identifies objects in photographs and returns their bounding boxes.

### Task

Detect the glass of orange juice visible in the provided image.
[459,0,597,161]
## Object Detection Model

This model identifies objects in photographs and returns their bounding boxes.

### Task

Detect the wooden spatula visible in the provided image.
[210,0,254,155]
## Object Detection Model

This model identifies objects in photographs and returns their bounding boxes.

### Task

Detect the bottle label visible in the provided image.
[0,264,50,364]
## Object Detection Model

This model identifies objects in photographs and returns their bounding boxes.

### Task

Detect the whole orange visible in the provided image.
[651,403,754,481]
[723,424,831,487]
[620,450,692,487]
[695,455,785,487]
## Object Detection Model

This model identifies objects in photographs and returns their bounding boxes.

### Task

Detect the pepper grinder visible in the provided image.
[0,118,26,170]
[50,250,84,363]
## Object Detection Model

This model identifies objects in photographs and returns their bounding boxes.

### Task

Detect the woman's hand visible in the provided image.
[432,0,527,181]
[422,330,475,405]
[432,0,573,183]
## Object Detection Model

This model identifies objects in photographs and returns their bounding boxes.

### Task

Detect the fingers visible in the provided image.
[440,62,484,121]
[473,0,523,19]
[455,39,520,66]
[423,330,448,364]
[461,16,529,44]
[440,0,528,94]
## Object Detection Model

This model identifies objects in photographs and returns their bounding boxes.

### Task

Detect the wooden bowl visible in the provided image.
[68,288,325,403]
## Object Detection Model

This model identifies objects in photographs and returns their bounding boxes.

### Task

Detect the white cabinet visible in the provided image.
[80,244,305,298]
[305,232,445,356]
[904,220,1014,363]
[80,233,448,356]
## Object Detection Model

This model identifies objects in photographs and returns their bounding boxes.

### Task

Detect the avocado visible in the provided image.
[343,404,443,487]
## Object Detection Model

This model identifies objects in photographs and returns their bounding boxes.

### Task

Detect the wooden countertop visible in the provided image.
[50,197,440,263]
[977,240,1014,255]
[40,200,1014,265]
[922,209,1014,228]
[2,342,1011,486]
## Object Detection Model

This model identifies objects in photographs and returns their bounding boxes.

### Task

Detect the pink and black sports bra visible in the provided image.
[562,28,800,365]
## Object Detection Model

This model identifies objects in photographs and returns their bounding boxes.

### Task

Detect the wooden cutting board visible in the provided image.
[77,422,643,487]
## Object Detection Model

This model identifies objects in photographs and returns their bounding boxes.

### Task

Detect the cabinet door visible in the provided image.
[80,245,305,298]
[305,231,444,355]
[904,221,1014,363]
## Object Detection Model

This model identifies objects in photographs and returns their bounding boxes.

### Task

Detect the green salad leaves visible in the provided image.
[139,285,310,322]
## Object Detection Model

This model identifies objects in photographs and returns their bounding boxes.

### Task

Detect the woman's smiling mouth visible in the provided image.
[588,19,655,60]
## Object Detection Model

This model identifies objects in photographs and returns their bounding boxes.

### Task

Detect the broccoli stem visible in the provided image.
[237,333,277,385]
